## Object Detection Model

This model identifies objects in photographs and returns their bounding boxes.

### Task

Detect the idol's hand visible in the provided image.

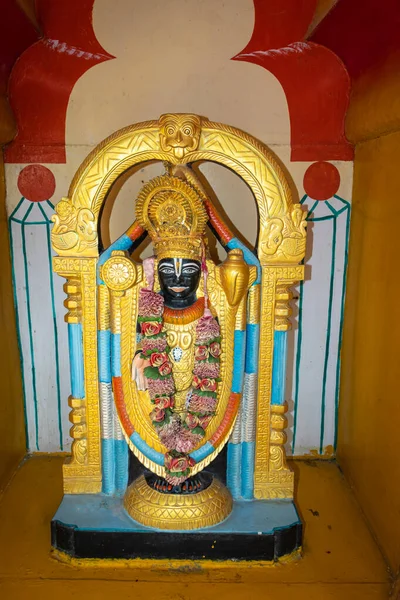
[131,353,150,391]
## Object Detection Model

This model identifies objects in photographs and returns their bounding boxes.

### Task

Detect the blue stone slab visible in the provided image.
[54,494,300,535]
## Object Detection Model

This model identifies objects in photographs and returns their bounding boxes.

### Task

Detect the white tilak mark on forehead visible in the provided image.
[173,258,182,278]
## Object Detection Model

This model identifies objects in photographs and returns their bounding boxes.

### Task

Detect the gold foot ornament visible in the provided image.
[124,476,232,530]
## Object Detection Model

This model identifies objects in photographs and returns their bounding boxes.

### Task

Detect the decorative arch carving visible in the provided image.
[52,114,306,498]
[52,115,305,266]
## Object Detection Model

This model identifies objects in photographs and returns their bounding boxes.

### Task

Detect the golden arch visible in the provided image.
[52,114,306,498]
[53,115,301,265]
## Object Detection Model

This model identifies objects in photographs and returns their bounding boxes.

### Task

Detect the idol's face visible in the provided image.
[158,258,201,306]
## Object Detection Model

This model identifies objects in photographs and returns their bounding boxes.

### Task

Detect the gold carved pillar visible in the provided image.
[53,258,101,493]
[254,265,304,499]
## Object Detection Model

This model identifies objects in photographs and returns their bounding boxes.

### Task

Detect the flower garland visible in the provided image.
[138,288,221,485]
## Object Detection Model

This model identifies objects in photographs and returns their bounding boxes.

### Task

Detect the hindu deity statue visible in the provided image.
[131,174,223,490]
[50,114,307,560]
[103,170,256,528]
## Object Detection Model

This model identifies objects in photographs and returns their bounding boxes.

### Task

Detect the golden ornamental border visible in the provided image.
[63,117,293,259]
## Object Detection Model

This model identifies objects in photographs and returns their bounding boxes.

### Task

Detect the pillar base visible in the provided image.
[51,487,302,561]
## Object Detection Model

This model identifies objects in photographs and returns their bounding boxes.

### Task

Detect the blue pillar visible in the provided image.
[68,323,84,399]
[271,330,288,406]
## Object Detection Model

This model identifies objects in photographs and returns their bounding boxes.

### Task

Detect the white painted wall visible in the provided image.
[5,0,353,454]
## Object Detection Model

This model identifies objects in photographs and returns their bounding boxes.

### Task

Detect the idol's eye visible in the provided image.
[159,267,174,275]
[167,127,175,136]
[182,267,198,275]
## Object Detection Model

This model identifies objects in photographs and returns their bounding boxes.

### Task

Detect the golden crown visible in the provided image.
[135,175,208,260]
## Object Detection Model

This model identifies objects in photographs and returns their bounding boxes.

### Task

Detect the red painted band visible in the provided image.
[127,221,145,242]
[209,392,241,448]
[203,197,233,245]
[112,376,135,437]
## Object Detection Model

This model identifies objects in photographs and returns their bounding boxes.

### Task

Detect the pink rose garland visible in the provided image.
[137,288,221,485]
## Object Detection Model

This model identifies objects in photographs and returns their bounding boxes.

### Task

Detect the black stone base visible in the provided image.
[51,515,302,561]
[51,520,302,561]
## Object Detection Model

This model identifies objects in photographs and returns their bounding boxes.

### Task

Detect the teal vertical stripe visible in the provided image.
[102,438,115,495]
[21,209,39,450]
[271,331,288,406]
[244,323,259,374]
[8,219,29,449]
[43,215,63,450]
[115,439,129,495]
[227,442,241,499]
[232,329,246,393]
[68,324,85,399]
[241,441,255,499]
[98,330,111,383]
[320,217,337,454]
[111,333,121,377]
[334,206,351,449]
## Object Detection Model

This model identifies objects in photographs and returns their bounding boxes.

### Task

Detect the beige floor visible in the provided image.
[0,456,392,599]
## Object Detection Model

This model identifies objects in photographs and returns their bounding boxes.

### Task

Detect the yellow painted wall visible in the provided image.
[0,151,26,490]
[338,65,400,572]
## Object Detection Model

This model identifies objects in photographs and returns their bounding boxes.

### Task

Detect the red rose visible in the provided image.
[209,341,221,358]
[150,352,168,367]
[150,407,165,423]
[155,396,174,409]
[195,345,209,361]
[200,378,217,392]
[185,413,199,430]
[192,375,202,389]
[141,321,163,337]
[165,454,190,473]
[159,361,172,376]
[199,415,213,428]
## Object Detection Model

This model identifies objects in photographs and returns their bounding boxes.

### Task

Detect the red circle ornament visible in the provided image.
[17,165,56,202]
[303,162,340,201]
